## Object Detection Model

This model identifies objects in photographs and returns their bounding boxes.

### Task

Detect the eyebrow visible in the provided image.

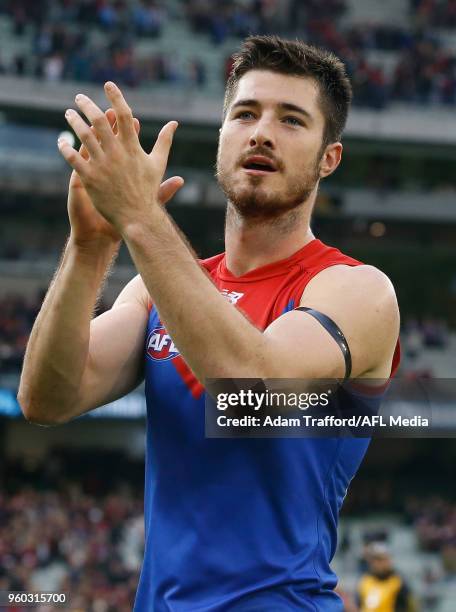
[231,99,313,122]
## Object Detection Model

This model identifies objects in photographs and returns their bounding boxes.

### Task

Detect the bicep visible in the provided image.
[79,275,150,413]
[263,266,399,379]
[264,309,347,378]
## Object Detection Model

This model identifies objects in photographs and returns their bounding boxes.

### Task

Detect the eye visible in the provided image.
[283,116,303,126]
[235,111,255,120]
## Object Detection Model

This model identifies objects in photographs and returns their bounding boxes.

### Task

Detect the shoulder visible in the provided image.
[113,274,151,311]
[303,264,398,314]
[306,262,393,289]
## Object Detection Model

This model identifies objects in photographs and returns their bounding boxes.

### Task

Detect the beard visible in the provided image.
[215,149,321,222]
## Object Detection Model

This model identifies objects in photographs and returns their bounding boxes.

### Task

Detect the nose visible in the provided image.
[249,119,274,149]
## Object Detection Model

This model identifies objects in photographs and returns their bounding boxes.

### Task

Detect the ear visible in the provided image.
[319,142,343,178]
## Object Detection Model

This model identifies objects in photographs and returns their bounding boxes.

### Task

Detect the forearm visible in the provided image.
[18,236,119,423]
[123,208,270,382]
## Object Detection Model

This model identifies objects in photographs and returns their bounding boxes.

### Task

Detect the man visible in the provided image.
[18,36,400,610]
[357,543,417,612]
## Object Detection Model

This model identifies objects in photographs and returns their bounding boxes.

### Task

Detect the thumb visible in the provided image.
[149,121,178,174]
[158,176,184,205]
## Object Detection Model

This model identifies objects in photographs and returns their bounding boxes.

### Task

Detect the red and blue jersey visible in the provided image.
[134,239,400,611]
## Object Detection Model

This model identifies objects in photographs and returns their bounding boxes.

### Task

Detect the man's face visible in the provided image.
[216,70,329,221]
[369,554,393,577]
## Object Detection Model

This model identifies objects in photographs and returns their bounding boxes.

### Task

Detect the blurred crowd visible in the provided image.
[0,0,456,107]
[316,27,456,109]
[355,508,456,583]
[0,450,144,612]
[402,315,450,377]
[1,0,206,88]
[275,1,456,108]
[403,316,449,353]
[0,293,41,374]
[412,0,456,29]
[0,292,108,375]
[184,0,347,44]
[336,497,455,611]
[406,496,456,575]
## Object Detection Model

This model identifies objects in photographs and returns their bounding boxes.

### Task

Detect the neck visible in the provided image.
[224,201,315,277]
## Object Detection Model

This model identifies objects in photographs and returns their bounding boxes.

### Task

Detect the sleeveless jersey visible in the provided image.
[135,238,400,611]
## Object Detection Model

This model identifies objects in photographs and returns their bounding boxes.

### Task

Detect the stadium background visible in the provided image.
[0,0,455,610]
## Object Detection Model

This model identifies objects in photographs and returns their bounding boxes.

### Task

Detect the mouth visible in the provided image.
[242,156,278,176]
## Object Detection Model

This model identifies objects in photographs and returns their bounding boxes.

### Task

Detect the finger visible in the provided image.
[75,93,114,150]
[105,107,139,137]
[149,121,178,176]
[58,137,89,176]
[77,107,114,162]
[77,129,89,161]
[79,112,113,162]
[104,108,121,139]
[105,107,116,128]
[65,108,103,160]
[158,176,185,205]
[79,141,90,161]
[79,108,124,161]
[103,81,138,146]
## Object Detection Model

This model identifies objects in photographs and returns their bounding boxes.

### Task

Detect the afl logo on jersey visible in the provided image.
[146,327,180,362]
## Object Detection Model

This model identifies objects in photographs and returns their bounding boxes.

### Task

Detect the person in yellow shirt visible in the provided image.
[357,543,418,612]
